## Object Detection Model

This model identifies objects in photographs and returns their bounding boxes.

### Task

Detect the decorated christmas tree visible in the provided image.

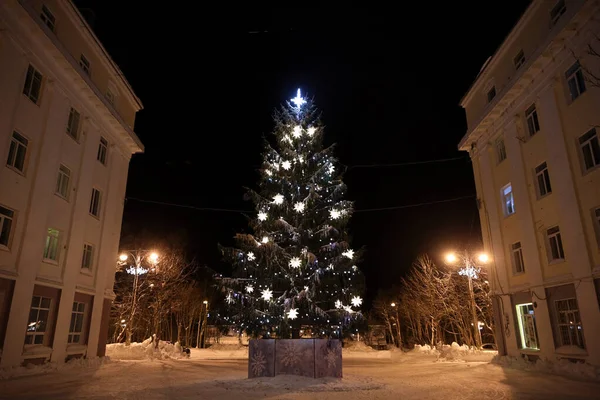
[220,89,364,339]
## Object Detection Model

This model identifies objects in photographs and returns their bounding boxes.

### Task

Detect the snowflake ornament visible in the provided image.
[335,300,343,309]
[343,305,354,313]
[289,257,301,268]
[329,209,341,220]
[265,169,272,176]
[273,194,284,205]
[257,212,267,222]
[261,288,273,301]
[294,202,305,213]
[342,249,354,259]
[287,308,298,320]
[282,161,291,170]
[250,350,267,377]
[328,165,335,174]
[247,252,256,261]
[261,236,269,244]
[307,127,316,136]
[246,285,254,293]
[226,293,234,304]
[292,125,302,138]
[351,296,363,307]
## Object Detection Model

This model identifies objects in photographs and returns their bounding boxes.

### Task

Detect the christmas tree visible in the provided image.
[220,89,364,339]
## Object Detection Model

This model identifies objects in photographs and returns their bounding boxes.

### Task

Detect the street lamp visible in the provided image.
[445,250,489,348]
[390,302,401,348]
[197,300,209,349]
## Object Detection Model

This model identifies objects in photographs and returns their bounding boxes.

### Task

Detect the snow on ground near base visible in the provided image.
[2,356,600,399]
[106,338,185,360]
[0,356,109,381]
[493,355,600,381]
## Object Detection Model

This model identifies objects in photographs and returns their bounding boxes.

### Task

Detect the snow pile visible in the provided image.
[493,355,600,381]
[343,341,376,352]
[413,344,440,356]
[192,344,248,360]
[343,341,391,359]
[0,356,109,380]
[106,338,185,360]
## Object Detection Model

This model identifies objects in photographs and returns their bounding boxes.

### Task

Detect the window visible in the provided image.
[535,162,552,197]
[547,226,565,261]
[502,184,515,216]
[0,205,15,248]
[23,65,43,104]
[550,0,566,26]
[594,207,600,248]
[68,302,85,344]
[81,243,94,270]
[55,164,71,199]
[106,88,115,106]
[6,131,28,173]
[511,242,525,274]
[495,137,507,164]
[79,54,90,76]
[40,5,55,32]
[579,128,600,172]
[43,228,60,261]
[516,303,539,350]
[525,104,540,137]
[487,86,496,103]
[89,188,101,217]
[25,296,51,345]
[97,137,108,165]
[66,108,81,141]
[555,298,584,348]
[514,50,525,70]
[566,61,586,101]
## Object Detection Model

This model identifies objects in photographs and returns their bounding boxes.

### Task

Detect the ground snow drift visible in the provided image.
[106,338,185,360]
[0,356,108,380]
[493,354,600,381]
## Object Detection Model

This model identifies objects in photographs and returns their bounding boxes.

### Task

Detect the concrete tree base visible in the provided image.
[248,339,342,379]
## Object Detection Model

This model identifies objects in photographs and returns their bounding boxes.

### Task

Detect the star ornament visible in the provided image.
[289,257,301,268]
[329,209,341,220]
[246,285,254,293]
[287,308,298,320]
[273,194,284,205]
[291,88,306,108]
[257,212,267,222]
[281,161,291,170]
[292,125,302,138]
[335,300,343,309]
[261,288,273,301]
[294,202,305,213]
[351,296,363,307]
[307,127,316,136]
[342,249,354,259]
[247,252,256,261]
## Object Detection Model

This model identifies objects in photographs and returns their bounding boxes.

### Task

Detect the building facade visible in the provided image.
[0,0,143,366]
[460,0,600,366]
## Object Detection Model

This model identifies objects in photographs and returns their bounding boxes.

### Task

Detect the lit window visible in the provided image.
[516,303,539,350]
[511,242,525,274]
[6,131,28,173]
[55,164,71,200]
[40,5,55,32]
[79,54,90,76]
[550,0,566,26]
[535,162,552,197]
[495,137,506,164]
[68,302,86,344]
[547,226,565,261]
[502,184,515,216]
[89,188,101,217]
[43,228,60,261]
[81,244,94,270]
[525,104,540,137]
[0,205,15,248]
[514,50,525,70]
[25,296,51,345]
[555,298,584,349]
[23,65,43,104]
[487,86,496,103]
[97,137,108,165]
[66,108,81,141]
[566,61,586,101]
[579,128,600,172]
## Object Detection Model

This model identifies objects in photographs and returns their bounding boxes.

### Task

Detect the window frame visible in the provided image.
[0,204,15,250]
[40,4,56,32]
[511,242,525,275]
[89,188,101,218]
[6,131,29,174]
[501,183,515,217]
[81,243,94,270]
[25,296,52,345]
[68,301,86,344]
[22,65,43,104]
[579,128,600,173]
[550,0,567,26]
[525,104,540,137]
[66,107,81,141]
[592,207,600,249]
[555,298,585,349]
[495,136,507,164]
[79,54,91,76]
[43,228,60,263]
[514,50,525,70]
[535,161,552,198]
[546,226,565,262]
[565,61,586,102]
[487,86,497,103]
[97,136,108,165]
[55,164,71,200]
[516,303,539,350]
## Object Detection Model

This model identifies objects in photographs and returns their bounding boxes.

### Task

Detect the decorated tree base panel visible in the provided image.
[248,339,342,379]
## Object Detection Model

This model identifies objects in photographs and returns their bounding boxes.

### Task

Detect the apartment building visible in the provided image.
[460,0,600,365]
[0,0,143,366]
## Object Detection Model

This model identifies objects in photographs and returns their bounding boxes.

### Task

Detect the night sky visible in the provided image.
[73,2,531,305]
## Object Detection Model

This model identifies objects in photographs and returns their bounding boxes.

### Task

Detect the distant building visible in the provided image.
[459,0,600,365]
[0,0,143,366]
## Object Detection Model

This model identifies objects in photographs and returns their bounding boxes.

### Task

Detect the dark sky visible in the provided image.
[74,2,531,304]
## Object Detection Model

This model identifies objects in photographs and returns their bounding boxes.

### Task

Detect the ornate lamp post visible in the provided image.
[390,302,402,348]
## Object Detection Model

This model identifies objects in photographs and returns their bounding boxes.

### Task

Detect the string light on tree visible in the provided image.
[293,202,305,213]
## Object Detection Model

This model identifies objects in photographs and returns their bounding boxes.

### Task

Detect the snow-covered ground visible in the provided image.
[1,343,600,399]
